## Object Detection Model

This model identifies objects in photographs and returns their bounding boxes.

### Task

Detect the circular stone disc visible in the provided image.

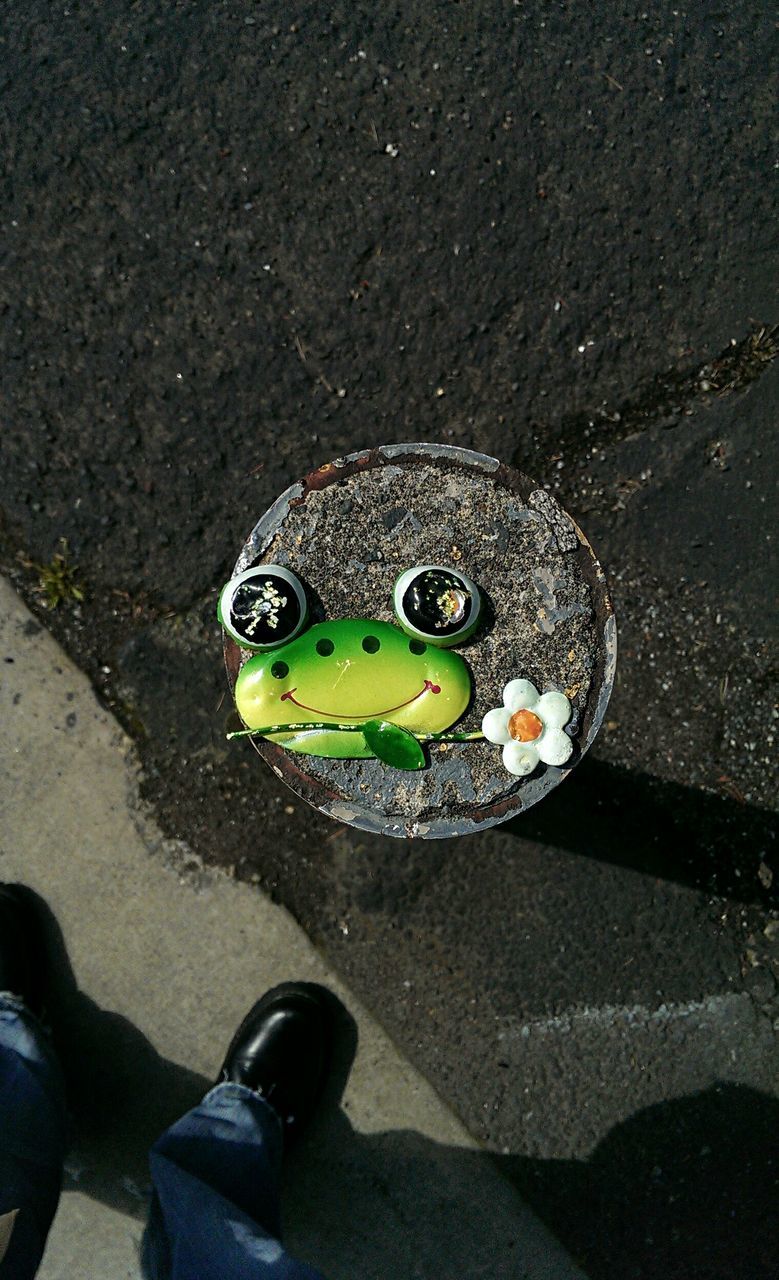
[223,443,616,839]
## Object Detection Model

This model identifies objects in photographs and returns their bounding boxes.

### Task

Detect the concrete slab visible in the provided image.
[0,575,584,1279]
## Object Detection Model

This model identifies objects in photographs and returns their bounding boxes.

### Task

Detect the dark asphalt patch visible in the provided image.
[1,4,777,1277]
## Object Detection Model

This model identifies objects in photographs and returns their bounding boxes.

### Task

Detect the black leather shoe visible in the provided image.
[218,983,331,1139]
[0,884,46,1018]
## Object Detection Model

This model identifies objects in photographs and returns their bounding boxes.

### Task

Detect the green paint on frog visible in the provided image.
[234,618,472,758]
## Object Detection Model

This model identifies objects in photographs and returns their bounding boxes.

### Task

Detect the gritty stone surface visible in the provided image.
[232,451,602,827]
[0,5,776,1276]
[0,3,775,613]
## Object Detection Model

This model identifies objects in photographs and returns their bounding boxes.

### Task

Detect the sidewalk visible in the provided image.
[0,576,585,1280]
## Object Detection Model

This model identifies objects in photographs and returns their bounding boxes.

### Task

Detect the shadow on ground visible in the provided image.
[28,890,543,1278]
[508,1082,778,1280]
[25,884,775,1280]
[508,756,777,906]
[51,995,779,1280]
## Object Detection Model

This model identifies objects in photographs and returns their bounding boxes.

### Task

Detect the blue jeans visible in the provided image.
[0,998,67,1277]
[0,997,325,1279]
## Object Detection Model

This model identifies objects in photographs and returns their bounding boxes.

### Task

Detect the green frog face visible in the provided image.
[234,618,471,758]
[219,563,482,761]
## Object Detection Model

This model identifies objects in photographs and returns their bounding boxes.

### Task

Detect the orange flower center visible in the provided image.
[508,709,543,742]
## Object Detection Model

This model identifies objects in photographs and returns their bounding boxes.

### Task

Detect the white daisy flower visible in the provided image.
[481,679,573,777]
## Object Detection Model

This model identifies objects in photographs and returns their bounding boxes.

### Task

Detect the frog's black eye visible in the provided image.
[217,565,307,651]
[392,565,482,647]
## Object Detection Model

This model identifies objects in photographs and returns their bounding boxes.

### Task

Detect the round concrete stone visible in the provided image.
[223,444,616,838]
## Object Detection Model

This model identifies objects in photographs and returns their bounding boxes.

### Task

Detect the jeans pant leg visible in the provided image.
[0,995,67,1279]
[142,1082,326,1280]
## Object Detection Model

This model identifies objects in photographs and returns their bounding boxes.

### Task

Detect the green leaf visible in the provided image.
[363,720,426,771]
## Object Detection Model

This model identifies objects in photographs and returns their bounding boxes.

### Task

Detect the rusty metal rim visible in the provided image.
[223,443,616,839]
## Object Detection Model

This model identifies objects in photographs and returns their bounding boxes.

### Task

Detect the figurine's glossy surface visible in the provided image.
[218,565,308,650]
[393,565,482,646]
[234,618,472,758]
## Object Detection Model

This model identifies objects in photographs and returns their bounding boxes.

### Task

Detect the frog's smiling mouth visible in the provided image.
[280,679,441,719]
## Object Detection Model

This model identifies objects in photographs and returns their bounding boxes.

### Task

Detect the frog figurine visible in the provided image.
[218,563,480,760]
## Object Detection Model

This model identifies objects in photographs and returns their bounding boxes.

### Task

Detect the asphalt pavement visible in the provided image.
[1,4,777,1278]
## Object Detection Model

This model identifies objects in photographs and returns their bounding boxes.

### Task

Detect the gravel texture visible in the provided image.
[1,4,777,1277]
[229,448,603,831]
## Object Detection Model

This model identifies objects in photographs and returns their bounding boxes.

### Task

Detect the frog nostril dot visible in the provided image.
[271,660,289,680]
[409,639,427,655]
[315,638,334,657]
[362,635,381,654]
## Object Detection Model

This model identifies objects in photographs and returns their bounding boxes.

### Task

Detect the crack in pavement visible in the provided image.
[514,322,779,488]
